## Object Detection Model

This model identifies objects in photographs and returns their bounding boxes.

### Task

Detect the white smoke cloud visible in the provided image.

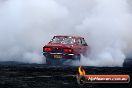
[0,0,70,63]
[0,0,132,66]
[76,0,132,66]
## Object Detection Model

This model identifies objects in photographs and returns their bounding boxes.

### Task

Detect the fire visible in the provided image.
[78,66,86,76]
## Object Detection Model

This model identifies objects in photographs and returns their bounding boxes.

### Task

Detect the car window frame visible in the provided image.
[81,38,88,46]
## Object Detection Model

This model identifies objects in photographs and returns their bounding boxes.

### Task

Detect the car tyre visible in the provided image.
[73,54,81,61]
[46,58,51,65]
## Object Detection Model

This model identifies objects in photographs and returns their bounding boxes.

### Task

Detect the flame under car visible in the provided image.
[43,35,89,65]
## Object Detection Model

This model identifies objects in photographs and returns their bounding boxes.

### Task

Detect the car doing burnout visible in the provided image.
[43,35,89,64]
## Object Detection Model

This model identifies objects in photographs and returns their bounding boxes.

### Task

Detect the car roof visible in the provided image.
[54,35,83,39]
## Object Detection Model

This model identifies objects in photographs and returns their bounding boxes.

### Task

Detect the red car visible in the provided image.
[43,35,89,64]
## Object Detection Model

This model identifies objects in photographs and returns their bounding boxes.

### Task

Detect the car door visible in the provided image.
[73,38,82,54]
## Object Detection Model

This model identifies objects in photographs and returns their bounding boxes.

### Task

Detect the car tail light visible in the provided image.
[64,48,73,53]
[43,47,52,52]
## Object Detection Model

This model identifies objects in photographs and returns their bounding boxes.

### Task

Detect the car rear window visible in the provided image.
[50,37,75,44]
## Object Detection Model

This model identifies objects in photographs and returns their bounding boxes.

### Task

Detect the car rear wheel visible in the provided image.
[73,54,81,61]
[46,58,51,65]
[71,54,81,65]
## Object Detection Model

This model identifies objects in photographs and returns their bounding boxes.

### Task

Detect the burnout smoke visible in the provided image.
[75,0,132,66]
[0,0,132,66]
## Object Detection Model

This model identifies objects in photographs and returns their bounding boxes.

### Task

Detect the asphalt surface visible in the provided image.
[0,61,131,88]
